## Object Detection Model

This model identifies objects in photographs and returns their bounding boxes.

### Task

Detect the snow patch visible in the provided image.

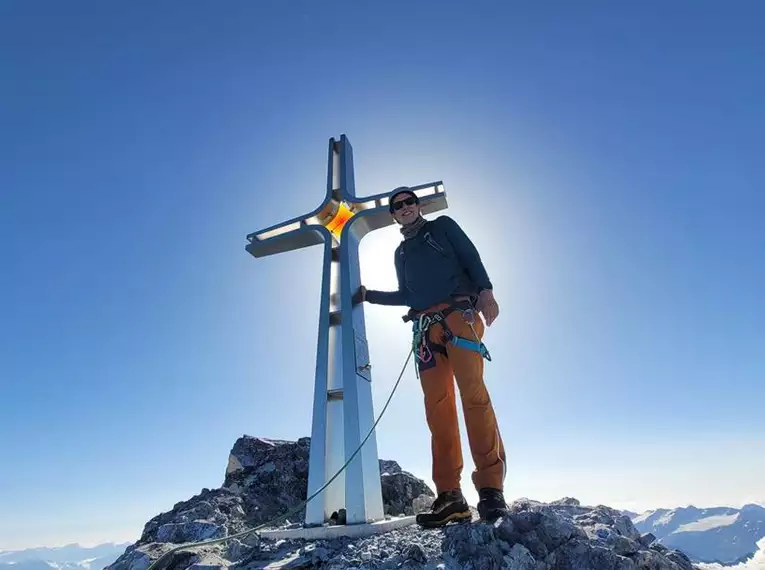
[657,510,677,526]
[632,510,655,525]
[676,513,740,533]
[698,537,765,570]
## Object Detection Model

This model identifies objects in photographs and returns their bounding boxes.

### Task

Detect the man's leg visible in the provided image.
[445,311,507,494]
[418,348,462,494]
[414,321,472,528]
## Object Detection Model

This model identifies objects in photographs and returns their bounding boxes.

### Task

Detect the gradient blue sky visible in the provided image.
[1,0,763,550]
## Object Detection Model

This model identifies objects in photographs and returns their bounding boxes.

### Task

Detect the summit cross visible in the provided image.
[245,135,448,526]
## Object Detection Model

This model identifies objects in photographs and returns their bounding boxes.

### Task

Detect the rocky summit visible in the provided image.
[108,437,701,570]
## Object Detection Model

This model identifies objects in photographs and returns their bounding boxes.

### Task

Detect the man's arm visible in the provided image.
[440,216,500,326]
[439,216,493,292]
[363,246,408,306]
[364,288,405,306]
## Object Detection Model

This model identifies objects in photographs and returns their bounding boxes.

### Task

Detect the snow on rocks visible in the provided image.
[108,436,434,570]
[110,498,704,570]
[107,435,702,570]
[139,488,250,547]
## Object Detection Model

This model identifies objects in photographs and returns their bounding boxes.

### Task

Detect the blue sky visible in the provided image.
[1,0,763,550]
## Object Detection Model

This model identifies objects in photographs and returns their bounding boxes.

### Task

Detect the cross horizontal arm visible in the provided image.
[340,182,448,240]
[245,195,332,243]
[245,182,447,259]
[245,225,330,258]
[341,181,446,209]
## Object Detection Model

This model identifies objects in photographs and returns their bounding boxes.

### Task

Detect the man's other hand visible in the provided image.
[477,289,499,326]
[352,285,367,306]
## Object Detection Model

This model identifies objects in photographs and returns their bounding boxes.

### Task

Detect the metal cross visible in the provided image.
[245,135,448,526]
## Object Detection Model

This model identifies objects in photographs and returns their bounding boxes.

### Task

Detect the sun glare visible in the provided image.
[359,226,401,289]
[323,201,355,240]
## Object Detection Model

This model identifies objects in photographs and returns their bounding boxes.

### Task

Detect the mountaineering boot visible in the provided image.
[416,489,472,528]
[477,488,508,522]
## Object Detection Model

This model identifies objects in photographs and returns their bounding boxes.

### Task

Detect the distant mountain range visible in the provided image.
[4,502,763,569]
[630,504,765,564]
[0,543,130,570]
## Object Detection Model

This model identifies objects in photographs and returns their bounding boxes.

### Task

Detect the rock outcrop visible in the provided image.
[223,436,313,525]
[378,460,434,517]
[108,437,701,570]
[109,436,433,570]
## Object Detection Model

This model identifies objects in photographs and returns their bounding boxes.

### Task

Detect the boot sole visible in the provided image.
[416,510,473,529]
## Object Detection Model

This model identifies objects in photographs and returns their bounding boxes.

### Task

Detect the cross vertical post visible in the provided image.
[245,135,448,526]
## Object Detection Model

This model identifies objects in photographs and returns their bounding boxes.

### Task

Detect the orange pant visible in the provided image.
[416,302,506,494]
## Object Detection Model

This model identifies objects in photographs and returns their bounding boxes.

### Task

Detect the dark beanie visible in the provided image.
[388,187,419,213]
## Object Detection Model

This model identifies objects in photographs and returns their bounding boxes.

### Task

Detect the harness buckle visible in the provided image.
[409,303,492,366]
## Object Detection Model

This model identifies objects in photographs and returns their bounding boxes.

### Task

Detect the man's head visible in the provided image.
[389,187,421,226]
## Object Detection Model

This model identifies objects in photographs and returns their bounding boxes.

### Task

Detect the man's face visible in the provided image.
[391,193,420,226]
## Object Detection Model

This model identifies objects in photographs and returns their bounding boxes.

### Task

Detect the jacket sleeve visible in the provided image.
[365,246,408,306]
[440,216,493,292]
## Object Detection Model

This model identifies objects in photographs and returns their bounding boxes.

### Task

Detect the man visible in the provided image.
[356,187,508,528]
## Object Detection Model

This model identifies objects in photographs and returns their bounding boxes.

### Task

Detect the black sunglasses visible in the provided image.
[391,196,418,211]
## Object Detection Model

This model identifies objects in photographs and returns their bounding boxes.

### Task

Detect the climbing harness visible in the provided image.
[145,348,416,570]
[406,298,492,378]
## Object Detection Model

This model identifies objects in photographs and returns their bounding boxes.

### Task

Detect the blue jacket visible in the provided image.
[366,215,493,311]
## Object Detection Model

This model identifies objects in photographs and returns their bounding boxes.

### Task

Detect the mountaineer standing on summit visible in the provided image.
[355,187,508,528]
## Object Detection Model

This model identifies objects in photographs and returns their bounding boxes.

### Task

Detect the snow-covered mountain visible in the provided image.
[0,543,130,570]
[632,504,765,564]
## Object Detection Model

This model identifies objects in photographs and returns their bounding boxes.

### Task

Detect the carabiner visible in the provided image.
[418,313,432,333]
[468,322,492,361]
[417,343,433,363]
